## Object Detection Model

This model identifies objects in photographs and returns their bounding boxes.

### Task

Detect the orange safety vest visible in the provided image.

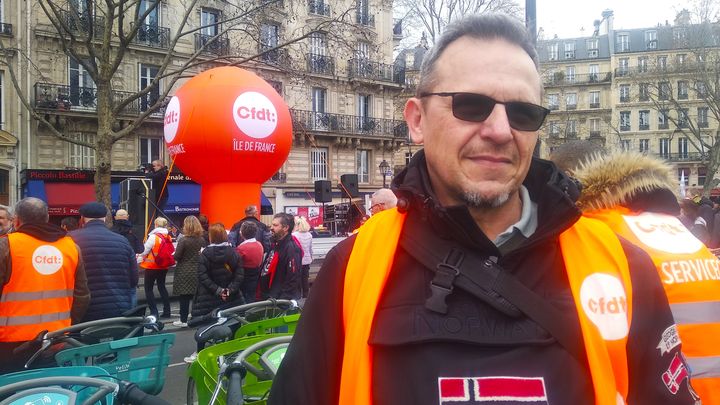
[140,233,170,270]
[585,206,719,404]
[0,233,78,342]
[340,208,634,405]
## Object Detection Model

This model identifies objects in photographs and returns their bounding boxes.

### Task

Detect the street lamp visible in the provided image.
[379,159,391,188]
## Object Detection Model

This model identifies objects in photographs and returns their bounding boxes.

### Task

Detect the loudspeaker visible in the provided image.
[340,174,359,198]
[314,180,332,203]
[119,178,154,240]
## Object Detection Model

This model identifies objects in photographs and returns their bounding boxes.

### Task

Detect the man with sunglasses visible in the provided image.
[269,13,695,405]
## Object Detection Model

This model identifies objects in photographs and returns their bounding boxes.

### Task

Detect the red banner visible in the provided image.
[284,206,324,228]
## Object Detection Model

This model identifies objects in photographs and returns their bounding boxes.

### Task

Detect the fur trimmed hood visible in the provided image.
[573,151,679,213]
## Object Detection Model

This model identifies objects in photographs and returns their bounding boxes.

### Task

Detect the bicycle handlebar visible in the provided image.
[187,299,299,328]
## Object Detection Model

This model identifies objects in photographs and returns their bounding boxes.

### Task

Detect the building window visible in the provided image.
[617,33,630,52]
[589,91,600,108]
[678,81,688,100]
[674,28,688,45]
[659,81,670,100]
[69,133,95,169]
[678,108,689,128]
[564,42,575,59]
[311,87,327,129]
[698,167,707,185]
[619,84,630,102]
[589,118,600,136]
[356,149,369,183]
[659,138,670,159]
[548,94,559,110]
[588,64,599,81]
[0,72,3,129]
[548,43,558,61]
[657,55,668,71]
[618,58,629,75]
[678,138,688,159]
[586,38,598,54]
[696,81,707,97]
[620,111,631,131]
[639,83,649,101]
[621,139,631,151]
[200,8,220,36]
[70,57,96,108]
[639,110,650,130]
[565,120,577,137]
[138,63,159,112]
[565,66,575,83]
[404,152,413,166]
[311,147,328,180]
[677,53,687,67]
[139,137,162,165]
[698,107,709,128]
[645,30,657,49]
[260,22,280,62]
[638,57,648,72]
[548,121,559,136]
[639,139,649,153]
[566,93,577,109]
[659,109,669,129]
[678,168,690,186]
[356,0,372,25]
[357,94,372,130]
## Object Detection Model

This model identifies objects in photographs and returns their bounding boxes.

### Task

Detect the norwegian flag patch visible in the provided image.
[438,376,548,404]
[662,353,690,395]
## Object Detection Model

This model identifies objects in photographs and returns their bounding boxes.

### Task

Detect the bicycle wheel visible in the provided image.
[186,377,198,405]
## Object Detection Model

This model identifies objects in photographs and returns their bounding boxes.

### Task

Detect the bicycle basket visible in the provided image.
[0,366,114,405]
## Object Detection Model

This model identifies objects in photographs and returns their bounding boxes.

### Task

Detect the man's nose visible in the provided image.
[475,104,513,142]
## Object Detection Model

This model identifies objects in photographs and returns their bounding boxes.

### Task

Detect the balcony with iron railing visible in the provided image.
[308,0,331,16]
[589,131,602,138]
[34,82,168,117]
[661,152,705,162]
[614,61,709,78]
[267,172,287,183]
[348,58,404,84]
[543,72,612,86]
[194,33,230,56]
[589,102,600,109]
[0,23,12,36]
[356,11,374,27]
[307,53,334,75]
[60,9,105,36]
[259,47,289,66]
[290,109,406,138]
[131,24,170,49]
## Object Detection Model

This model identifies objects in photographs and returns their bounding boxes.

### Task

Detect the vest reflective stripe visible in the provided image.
[585,207,720,405]
[0,311,72,326]
[671,301,720,325]
[340,209,632,405]
[140,234,166,270]
[0,289,73,303]
[0,233,78,342]
[687,356,720,379]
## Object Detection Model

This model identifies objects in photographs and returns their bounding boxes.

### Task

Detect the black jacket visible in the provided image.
[269,151,695,405]
[110,219,143,254]
[70,221,138,322]
[191,244,243,318]
[229,216,271,251]
[146,167,169,204]
[259,234,301,300]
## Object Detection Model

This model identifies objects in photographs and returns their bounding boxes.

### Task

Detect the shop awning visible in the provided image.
[163,183,201,214]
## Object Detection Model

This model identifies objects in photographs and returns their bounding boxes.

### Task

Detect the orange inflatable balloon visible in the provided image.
[163,66,292,226]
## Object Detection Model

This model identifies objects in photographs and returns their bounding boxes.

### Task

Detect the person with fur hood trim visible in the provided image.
[552,141,719,404]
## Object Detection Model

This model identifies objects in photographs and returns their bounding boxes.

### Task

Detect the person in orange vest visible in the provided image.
[0,197,90,373]
[552,143,715,404]
[138,216,173,319]
[269,14,698,405]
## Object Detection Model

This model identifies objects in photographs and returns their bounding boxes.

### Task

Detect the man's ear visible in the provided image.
[404,97,424,144]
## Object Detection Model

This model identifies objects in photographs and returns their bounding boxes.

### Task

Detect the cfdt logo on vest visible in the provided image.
[163,96,181,143]
[232,91,278,139]
[32,245,64,275]
[579,273,629,340]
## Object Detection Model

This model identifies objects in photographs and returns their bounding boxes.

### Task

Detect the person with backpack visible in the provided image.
[229,205,271,251]
[139,216,175,319]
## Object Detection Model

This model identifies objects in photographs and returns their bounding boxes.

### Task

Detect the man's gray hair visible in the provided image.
[417,13,538,96]
[371,188,398,208]
[245,205,258,216]
[14,197,49,225]
[0,204,13,218]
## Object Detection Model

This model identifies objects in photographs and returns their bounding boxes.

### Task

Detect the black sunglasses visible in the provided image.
[418,92,550,131]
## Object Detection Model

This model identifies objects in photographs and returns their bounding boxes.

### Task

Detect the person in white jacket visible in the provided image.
[138,217,172,318]
[292,216,313,298]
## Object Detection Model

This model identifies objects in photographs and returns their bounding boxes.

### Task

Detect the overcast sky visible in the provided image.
[537,0,690,39]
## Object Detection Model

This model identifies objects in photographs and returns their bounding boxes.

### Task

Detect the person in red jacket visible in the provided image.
[236,221,264,303]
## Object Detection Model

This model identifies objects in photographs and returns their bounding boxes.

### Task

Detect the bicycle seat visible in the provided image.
[195,324,233,345]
